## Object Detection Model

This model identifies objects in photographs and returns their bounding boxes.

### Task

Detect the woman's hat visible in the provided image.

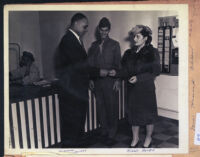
[130,25,152,36]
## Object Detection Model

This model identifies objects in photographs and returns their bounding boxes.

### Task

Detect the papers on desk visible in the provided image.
[33,80,51,87]
[33,78,59,87]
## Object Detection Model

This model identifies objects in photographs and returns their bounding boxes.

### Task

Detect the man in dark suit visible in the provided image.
[56,13,108,148]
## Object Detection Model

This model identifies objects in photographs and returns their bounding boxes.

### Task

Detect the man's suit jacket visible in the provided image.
[57,30,99,101]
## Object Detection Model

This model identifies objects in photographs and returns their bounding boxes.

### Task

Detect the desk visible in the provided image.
[9,82,126,149]
[155,75,178,120]
[9,84,61,149]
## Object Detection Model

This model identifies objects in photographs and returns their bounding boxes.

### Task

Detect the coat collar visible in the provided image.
[97,36,110,45]
[131,44,153,55]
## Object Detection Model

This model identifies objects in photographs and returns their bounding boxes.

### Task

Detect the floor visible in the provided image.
[82,116,178,148]
[53,116,178,148]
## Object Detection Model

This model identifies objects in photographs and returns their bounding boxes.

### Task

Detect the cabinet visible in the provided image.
[158,16,178,75]
[155,75,178,120]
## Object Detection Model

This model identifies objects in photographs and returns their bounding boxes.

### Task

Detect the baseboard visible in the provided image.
[158,107,178,120]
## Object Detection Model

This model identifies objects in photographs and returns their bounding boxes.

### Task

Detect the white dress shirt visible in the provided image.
[69,29,82,45]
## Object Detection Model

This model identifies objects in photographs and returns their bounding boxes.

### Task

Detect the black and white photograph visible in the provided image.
[4,4,188,155]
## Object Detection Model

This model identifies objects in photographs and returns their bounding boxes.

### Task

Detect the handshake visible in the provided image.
[100,69,116,77]
[100,69,137,84]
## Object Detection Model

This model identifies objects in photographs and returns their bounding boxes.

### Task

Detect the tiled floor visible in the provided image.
[82,116,178,148]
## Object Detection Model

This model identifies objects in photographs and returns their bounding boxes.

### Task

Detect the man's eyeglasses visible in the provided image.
[83,25,88,29]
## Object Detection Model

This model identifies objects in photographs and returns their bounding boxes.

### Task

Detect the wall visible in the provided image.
[9,11,178,119]
[9,11,177,79]
[9,11,43,77]
[38,11,177,79]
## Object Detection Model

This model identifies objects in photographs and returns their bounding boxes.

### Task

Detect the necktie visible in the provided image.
[80,39,85,50]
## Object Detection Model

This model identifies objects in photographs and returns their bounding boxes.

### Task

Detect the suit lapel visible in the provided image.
[68,30,87,56]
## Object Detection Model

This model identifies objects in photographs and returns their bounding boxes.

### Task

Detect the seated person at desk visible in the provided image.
[10,51,40,85]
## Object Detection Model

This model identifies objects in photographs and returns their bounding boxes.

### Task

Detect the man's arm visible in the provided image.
[59,37,101,78]
[22,65,40,85]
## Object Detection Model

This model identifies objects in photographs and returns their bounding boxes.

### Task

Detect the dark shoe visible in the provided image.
[101,133,108,138]
[108,128,117,139]
[142,140,152,148]
[75,136,95,148]
[129,140,140,148]
[61,140,77,148]
[75,140,90,148]
[98,133,108,143]
[129,138,140,148]
[105,138,117,146]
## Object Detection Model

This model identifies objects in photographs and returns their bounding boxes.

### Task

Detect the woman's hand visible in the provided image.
[108,69,116,77]
[129,76,137,84]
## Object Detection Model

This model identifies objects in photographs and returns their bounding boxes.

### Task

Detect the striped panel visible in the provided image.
[52,94,57,144]
[119,88,122,120]
[9,103,15,148]
[84,115,88,133]
[11,103,19,148]
[27,100,35,148]
[122,81,125,118]
[88,91,92,131]
[85,90,91,132]
[16,102,23,148]
[9,83,125,149]
[19,101,27,148]
[10,94,61,149]
[41,97,49,148]
[38,97,45,148]
[45,96,51,146]
[120,82,124,119]
[55,94,61,143]
[85,90,99,132]
[31,99,38,148]
[48,95,55,145]
[84,87,125,132]
[93,95,97,129]
[91,91,95,130]
[34,98,42,148]
[24,100,31,148]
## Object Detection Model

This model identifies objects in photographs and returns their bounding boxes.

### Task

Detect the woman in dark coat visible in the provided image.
[109,25,161,148]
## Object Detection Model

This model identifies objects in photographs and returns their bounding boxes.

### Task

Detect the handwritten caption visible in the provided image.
[127,148,155,153]
[57,148,156,154]
[58,149,87,154]
[194,113,200,145]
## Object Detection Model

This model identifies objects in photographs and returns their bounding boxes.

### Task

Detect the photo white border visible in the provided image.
[4,4,188,155]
